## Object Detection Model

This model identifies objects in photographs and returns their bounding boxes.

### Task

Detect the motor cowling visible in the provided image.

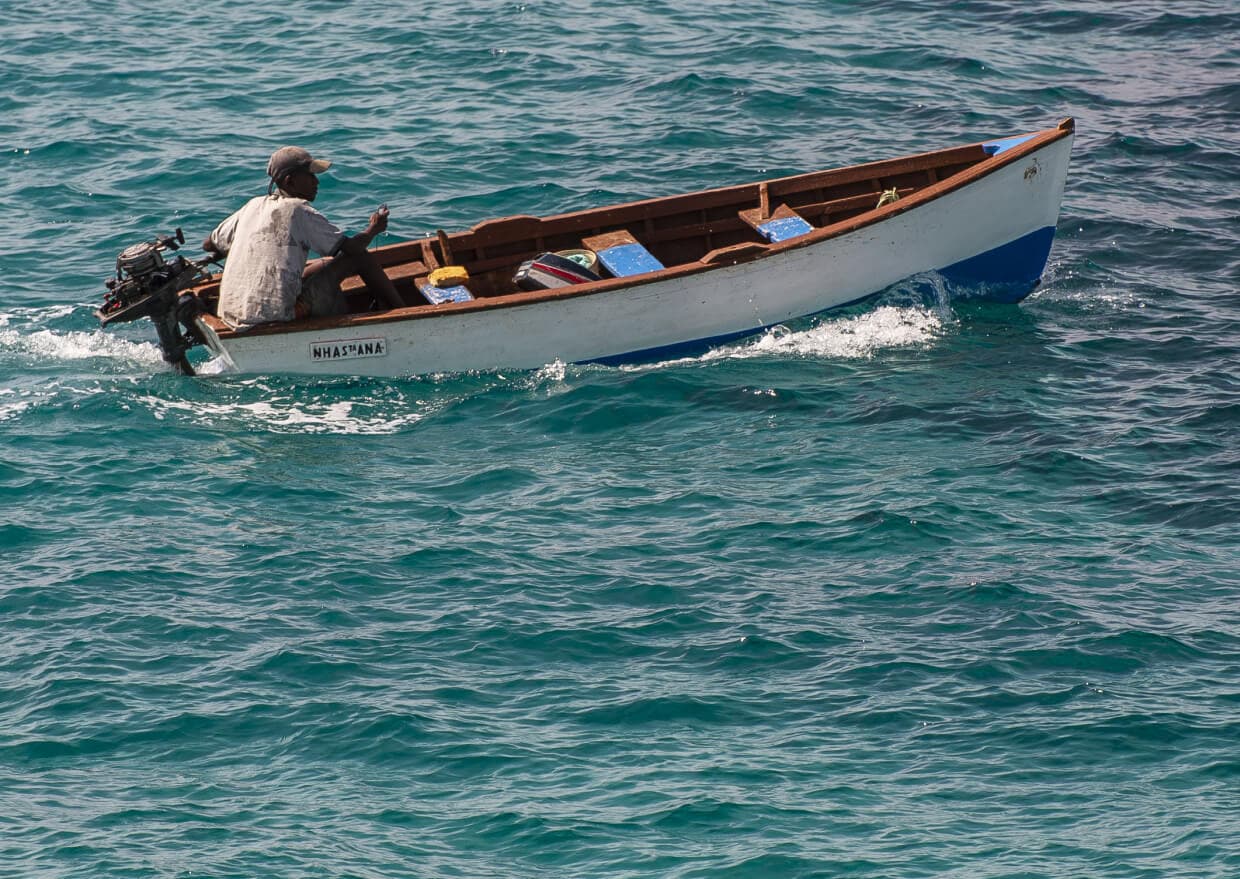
[98,228,214,375]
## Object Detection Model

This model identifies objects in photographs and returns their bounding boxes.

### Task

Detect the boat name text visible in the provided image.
[309,337,389,361]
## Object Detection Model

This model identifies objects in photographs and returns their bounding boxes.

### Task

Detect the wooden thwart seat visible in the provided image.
[700,241,768,265]
[581,230,665,277]
[739,202,815,244]
[340,260,427,293]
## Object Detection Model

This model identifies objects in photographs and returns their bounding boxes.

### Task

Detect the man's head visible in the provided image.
[267,146,331,200]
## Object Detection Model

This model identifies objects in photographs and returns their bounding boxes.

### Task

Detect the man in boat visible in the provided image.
[203,146,404,330]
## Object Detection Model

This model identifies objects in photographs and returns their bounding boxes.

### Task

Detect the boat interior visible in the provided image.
[195,135,1022,335]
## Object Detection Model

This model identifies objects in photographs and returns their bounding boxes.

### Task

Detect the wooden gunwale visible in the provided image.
[203,120,1073,339]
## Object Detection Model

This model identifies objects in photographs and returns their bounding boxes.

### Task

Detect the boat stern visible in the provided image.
[193,316,239,373]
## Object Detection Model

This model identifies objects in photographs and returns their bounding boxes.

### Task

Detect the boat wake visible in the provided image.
[0,305,164,371]
[0,299,949,434]
[0,325,164,367]
[625,303,949,373]
[133,384,438,435]
[738,305,947,360]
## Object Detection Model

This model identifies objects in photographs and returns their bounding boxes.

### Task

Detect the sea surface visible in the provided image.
[2,2,1238,877]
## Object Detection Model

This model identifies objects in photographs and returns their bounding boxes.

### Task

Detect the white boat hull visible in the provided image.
[198,131,1073,377]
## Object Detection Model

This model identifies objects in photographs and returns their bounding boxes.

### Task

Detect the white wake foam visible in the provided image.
[739,306,947,359]
[0,388,39,422]
[0,326,164,365]
[0,304,166,369]
[629,305,947,371]
[134,388,432,435]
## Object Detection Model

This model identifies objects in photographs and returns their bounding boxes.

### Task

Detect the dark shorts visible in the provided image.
[296,270,347,318]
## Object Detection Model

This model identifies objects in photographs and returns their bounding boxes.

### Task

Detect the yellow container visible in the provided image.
[429,265,469,288]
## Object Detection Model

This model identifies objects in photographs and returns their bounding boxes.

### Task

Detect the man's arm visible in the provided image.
[333,206,401,309]
[203,210,241,256]
[338,206,389,257]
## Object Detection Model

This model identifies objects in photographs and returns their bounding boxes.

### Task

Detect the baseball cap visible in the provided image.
[267,146,332,181]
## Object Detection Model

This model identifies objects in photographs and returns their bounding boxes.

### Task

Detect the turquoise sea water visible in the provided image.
[3,2,1239,876]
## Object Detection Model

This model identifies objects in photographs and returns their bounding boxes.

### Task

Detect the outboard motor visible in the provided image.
[97,229,216,375]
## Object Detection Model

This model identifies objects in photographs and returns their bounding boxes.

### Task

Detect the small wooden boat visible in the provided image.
[186,118,1075,376]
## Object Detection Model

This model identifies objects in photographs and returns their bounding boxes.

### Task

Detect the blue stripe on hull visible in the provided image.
[587,325,766,367]
[937,226,1057,303]
[583,226,1058,366]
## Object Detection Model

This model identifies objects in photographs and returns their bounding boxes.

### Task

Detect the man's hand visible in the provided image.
[366,204,390,237]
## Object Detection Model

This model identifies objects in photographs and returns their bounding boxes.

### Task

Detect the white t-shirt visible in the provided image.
[209,194,346,329]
